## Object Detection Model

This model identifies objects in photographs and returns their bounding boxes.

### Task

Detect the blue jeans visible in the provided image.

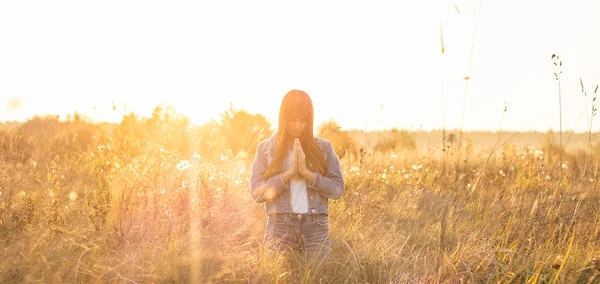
[263,213,332,262]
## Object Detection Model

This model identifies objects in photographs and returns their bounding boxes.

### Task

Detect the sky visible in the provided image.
[1,0,599,132]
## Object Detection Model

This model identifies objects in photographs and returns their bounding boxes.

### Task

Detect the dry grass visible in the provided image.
[1,116,600,283]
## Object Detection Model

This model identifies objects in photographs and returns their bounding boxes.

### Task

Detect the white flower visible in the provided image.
[177,160,190,171]
[561,163,568,169]
[534,150,544,160]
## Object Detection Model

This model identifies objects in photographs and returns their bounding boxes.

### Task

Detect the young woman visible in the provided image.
[250,89,344,262]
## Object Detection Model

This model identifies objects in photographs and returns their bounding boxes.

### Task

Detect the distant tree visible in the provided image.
[144,105,191,154]
[114,112,146,156]
[375,128,416,152]
[219,105,273,156]
[190,119,224,160]
[317,119,356,159]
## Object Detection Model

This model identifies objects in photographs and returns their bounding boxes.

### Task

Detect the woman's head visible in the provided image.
[263,89,328,179]
[278,90,313,140]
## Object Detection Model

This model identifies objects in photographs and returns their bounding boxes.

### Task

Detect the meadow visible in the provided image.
[1,106,600,283]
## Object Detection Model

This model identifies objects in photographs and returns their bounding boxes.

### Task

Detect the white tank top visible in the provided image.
[285,150,309,213]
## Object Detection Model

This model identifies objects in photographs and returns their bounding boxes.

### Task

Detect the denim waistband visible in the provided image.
[271,212,326,221]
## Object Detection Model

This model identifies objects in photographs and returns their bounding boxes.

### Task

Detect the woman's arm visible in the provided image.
[304,141,345,200]
[249,141,290,204]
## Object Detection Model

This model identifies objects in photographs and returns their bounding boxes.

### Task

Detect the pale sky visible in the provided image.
[1,0,599,132]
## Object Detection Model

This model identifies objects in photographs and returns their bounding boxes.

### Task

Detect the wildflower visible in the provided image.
[160,189,166,194]
[381,173,387,179]
[403,174,410,179]
[193,153,201,160]
[177,160,190,171]
[391,154,397,159]
[69,191,78,200]
[499,170,506,177]
[466,183,472,189]
[546,175,551,180]
[561,163,568,169]
[534,149,543,159]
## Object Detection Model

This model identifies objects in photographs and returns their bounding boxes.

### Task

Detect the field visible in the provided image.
[1,109,600,283]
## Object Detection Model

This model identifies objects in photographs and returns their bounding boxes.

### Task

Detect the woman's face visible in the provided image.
[286,117,308,138]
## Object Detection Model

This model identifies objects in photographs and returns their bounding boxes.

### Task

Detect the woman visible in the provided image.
[250,89,344,263]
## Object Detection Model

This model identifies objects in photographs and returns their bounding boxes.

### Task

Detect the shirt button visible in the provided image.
[309,196,314,200]
[311,209,316,213]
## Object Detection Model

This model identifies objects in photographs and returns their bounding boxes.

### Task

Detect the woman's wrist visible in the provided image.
[282,170,294,184]
[301,170,314,183]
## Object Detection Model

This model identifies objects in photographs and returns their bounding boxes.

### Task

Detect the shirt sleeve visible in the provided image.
[307,141,344,200]
[249,141,290,204]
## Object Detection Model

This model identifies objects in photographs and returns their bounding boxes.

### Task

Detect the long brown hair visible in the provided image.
[264,90,328,180]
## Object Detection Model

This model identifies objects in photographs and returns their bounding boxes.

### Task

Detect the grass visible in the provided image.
[1,116,600,283]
